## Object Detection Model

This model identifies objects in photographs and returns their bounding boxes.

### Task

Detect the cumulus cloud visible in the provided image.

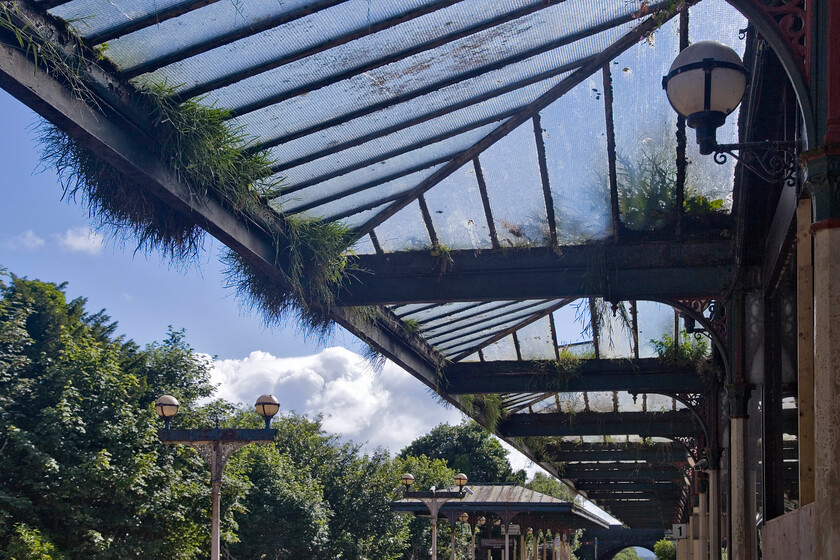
[210,347,465,453]
[1,229,45,251]
[56,227,105,254]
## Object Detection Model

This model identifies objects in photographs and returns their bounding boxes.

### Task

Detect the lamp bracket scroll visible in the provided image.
[712,140,799,187]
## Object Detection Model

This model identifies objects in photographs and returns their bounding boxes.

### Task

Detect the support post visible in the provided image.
[796,198,815,506]
[698,489,709,560]
[727,381,750,560]
[803,148,840,559]
[709,469,720,560]
[210,442,222,560]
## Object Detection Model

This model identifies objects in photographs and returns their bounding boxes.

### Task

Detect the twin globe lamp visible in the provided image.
[154,393,280,429]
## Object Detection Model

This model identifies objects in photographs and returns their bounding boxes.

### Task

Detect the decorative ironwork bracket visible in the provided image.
[712,140,799,186]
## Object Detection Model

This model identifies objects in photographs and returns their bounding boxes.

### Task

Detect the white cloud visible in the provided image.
[55,227,104,254]
[209,347,463,453]
[1,229,45,251]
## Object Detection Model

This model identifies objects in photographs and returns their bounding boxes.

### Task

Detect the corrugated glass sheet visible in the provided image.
[399,302,481,324]
[51,0,194,39]
[229,22,633,146]
[277,123,497,194]
[423,300,551,340]
[281,167,443,220]
[108,0,431,75]
[424,162,493,250]
[338,203,391,229]
[261,77,570,173]
[201,0,558,111]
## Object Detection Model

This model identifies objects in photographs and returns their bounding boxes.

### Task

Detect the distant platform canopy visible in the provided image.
[390,483,611,530]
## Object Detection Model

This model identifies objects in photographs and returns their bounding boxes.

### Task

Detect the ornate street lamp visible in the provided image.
[155,394,280,560]
[402,472,471,560]
[662,40,797,184]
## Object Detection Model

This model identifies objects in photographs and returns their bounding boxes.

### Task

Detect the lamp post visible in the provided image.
[402,472,470,559]
[662,40,797,184]
[155,394,279,560]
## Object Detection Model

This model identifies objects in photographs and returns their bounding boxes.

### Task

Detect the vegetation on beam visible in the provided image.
[460,393,505,433]
[13,6,358,337]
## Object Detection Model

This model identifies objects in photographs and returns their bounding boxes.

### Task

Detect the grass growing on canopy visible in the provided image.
[36,81,356,336]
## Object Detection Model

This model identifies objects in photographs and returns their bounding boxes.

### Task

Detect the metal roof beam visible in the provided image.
[442,358,704,395]
[561,466,684,480]
[497,410,701,438]
[539,441,691,463]
[338,242,734,305]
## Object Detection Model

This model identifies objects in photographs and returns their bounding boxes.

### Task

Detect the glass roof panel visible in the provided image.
[540,76,612,244]
[399,302,479,322]
[350,234,376,255]
[610,17,680,232]
[636,300,677,358]
[110,0,431,76]
[424,162,493,250]
[261,78,568,172]
[480,121,547,247]
[516,316,557,360]
[372,200,431,252]
[279,166,444,219]
[413,301,521,330]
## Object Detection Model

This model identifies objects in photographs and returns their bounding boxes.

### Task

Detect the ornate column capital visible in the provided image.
[726,383,751,418]
[801,145,840,223]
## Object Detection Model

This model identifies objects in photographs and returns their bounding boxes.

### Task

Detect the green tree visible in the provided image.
[399,421,526,484]
[273,413,410,560]
[525,471,577,502]
[0,274,210,559]
[653,538,676,560]
[612,547,643,560]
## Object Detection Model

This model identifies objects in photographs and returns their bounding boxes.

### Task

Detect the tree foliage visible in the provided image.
[612,548,644,560]
[0,274,211,559]
[653,538,676,560]
[399,421,526,484]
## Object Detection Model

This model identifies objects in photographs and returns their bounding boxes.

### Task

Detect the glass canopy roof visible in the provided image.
[32,0,750,528]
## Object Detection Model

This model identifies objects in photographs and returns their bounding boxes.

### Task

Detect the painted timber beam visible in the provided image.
[338,243,734,305]
[497,410,702,438]
[442,358,704,394]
